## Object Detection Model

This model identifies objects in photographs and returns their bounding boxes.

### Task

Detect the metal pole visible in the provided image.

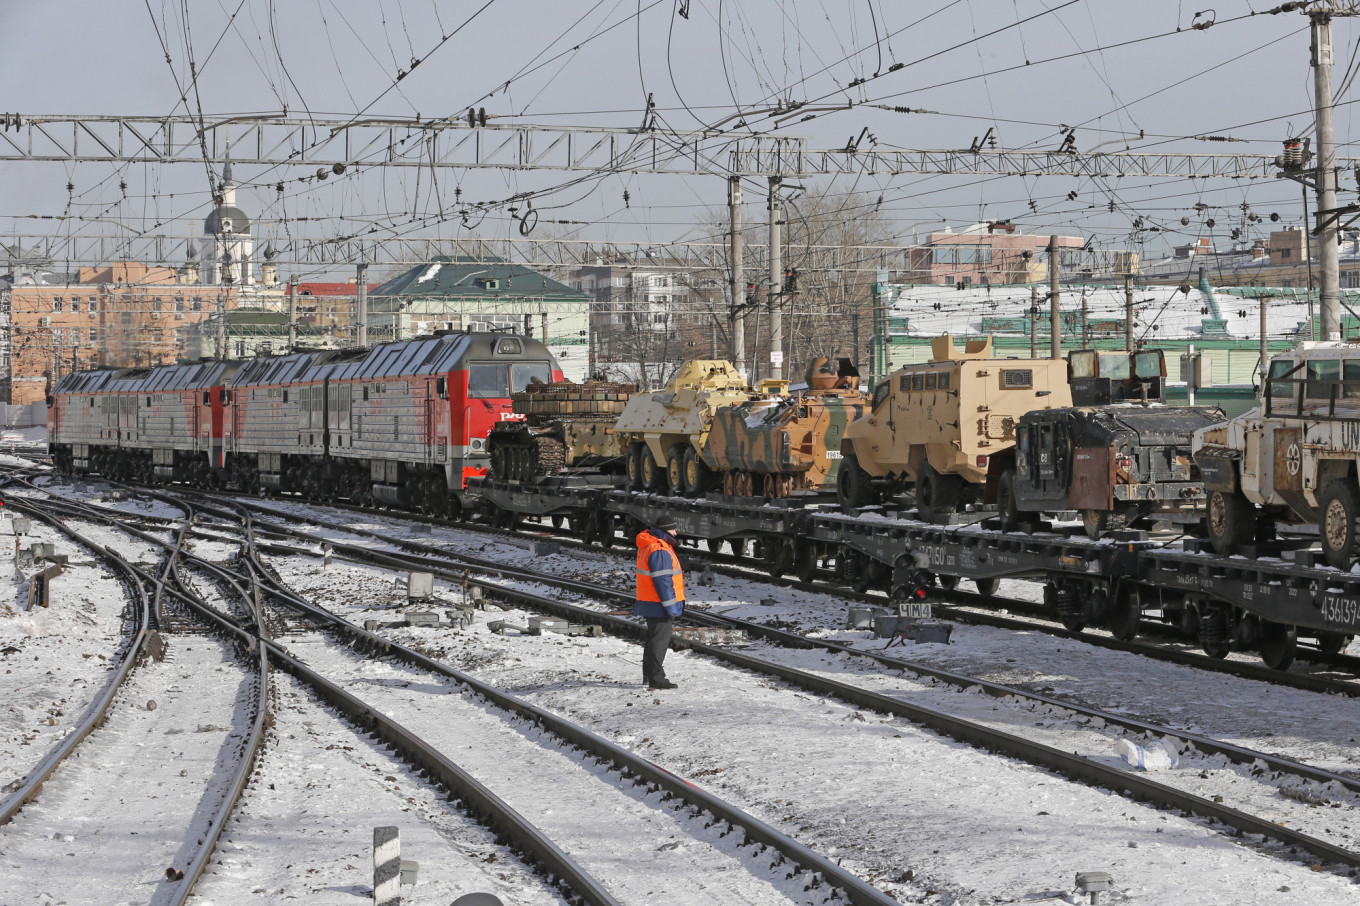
[1048,235,1061,359]
[1030,284,1038,358]
[1187,343,1197,406]
[356,263,369,347]
[1124,273,1134,352]
[1260,294,1270,384]
[287,276,297,351]
[729,176,746,377]
[1304,180,1317,340]
[1080,287,1089,349]
[1312,10,1342,340]
[768,175,783,382]
[216,292,226,360]
[540,309,548,346]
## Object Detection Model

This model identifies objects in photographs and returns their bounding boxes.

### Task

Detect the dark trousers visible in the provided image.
[642,616,673,682]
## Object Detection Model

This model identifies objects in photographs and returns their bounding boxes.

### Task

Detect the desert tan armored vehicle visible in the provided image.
[837,335,1073,517]
[704,357,866,498]
[615,360,759,495]
[487,378,637,480]
[1193,341,1360,569]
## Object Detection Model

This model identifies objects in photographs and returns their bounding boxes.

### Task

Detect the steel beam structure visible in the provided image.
[2,114,1358,178]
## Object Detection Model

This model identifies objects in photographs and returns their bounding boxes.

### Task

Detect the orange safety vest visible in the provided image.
[635,531,685,607]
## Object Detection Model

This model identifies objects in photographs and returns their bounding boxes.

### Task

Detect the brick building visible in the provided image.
[904,224,1086,286]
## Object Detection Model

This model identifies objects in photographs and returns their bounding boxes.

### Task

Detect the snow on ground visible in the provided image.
[267,552,1360,904]
[0,635,254,906]
[0,516,133,791]
[193,672,571,906]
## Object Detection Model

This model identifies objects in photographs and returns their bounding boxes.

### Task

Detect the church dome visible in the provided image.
[205,205,251,235]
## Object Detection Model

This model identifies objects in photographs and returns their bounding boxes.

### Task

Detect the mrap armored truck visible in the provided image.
[1193,341,1360,569]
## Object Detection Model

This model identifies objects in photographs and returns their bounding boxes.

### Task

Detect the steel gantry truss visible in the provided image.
[3,114,1359,178]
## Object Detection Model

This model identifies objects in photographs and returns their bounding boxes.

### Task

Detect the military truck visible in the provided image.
[837,335,1073,517]
[991,349,1224,538]
[703,357,866,498]
[614,360,758,495]
[1193,341,1360,569]
[487,378,637,481]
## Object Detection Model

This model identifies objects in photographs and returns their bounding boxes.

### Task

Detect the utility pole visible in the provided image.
[768,175,783,382]
[1048,235,1061,359]
[1124,273,1134,352]
[287,276,297,352]
[1303,180,1317,340]
[1311,7,1344,340]
[1260,294,1271,384]
[216,292,226,360]
[356,263,369,347]
[540,309,548,346]
[728,176,746,377]
[1030,284,1038,358]
[1080,286,1089,349]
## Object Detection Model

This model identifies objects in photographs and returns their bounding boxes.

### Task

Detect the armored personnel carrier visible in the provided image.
[614,360,758,495]
[704,357,866,498]
[991,349,1224,538]
[487,378,637,481]
[1193,341,1360,569]
[837,335,1073,517]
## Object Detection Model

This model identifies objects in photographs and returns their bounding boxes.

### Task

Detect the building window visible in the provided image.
[89,299,97,313]
[153,297,163,313]
[52,327,61,343]
[175,296,185,311]
[175,328,184,345]
[152,329,164,344]
[53,298,62,312]
[89,327,98,343]
[192,299,202,312]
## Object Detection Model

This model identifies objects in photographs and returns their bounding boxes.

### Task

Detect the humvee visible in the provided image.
[1193,341,1360,569]
[837,335,1073,517]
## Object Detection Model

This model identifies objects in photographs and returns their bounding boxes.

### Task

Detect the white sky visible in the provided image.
[4,2,1360,279]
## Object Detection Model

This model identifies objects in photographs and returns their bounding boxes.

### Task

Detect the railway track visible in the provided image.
[123,488,1360,877]
[0,495,269,906]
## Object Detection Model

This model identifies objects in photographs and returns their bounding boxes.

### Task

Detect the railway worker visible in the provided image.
[635,516,685,690]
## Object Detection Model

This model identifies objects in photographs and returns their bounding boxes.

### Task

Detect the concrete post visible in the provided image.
[1125,274,1134,352]
[287,277,297,352]
[1030,284,1038,358]
[357,263,370,347]
[1312,11,1341,340]
[729,176,745,378]
[373,826,400,906]
[1048,235,1061,359]
[768,175,783,381]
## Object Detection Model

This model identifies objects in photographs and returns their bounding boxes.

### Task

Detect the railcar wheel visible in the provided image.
[1319,480,1360,570]
[666,445,688,496]
[597,512,615,548]
[973,577,999,598]
[836,453,875,513]
[1259,619,1297,671]
[795,542,818,583]
[1107,588,1141,642]
[640,446,666,493]
[551,515,564,530]
[1318,632,1353,655]
[1206,488,1254,555]
[996,470,1020,532]
[937,574,960,591]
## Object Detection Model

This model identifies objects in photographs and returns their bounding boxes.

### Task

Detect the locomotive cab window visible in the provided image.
[467,363,509,398]
[203,391,210,406]
[436,376,448,399]
[511,362,552,392]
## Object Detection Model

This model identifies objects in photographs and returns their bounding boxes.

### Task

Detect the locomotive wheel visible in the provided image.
[973,577,999,597]
[626,444,645,490]
[996,470,1020,531]
[1206,488,1254,555]
[1259,619,1298,671]
[683,447,716,496]
[640,446,666,493]
[836,453,874,512]
[1107,588,1142,642]
[1319,480,1360,570]
[666,445,688,496]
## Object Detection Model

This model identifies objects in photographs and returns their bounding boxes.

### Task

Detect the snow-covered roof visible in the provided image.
[881,282,1313,342]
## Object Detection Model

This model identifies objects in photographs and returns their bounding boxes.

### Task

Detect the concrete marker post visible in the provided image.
[374,825,401,906]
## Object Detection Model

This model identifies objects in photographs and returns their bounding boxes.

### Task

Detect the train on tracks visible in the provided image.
[46,330,1360,670]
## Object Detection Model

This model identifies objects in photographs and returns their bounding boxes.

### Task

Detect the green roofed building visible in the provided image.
[185,308,339,361]
[369,256,591,380]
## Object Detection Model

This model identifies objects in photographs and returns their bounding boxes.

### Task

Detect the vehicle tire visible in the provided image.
[1319,480,1360,570]
[974,577,999,598]
[1081,509,1110,540]
[1107,587,1141,641]
[626,443,644,490]
[640,445,666,492]
[837,453,875,512]
[1205,488,1254,555]
[683,447,716,496]
[1259,620,1297,671]
[916,461,958,520]
[1198,605,1230,659]
[666,445,687,496]
[996,469,1020,531]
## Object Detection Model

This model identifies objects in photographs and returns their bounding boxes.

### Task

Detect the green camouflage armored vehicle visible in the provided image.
[488,378,637,481]
[704,357,866,498]
[614,359,758,495]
